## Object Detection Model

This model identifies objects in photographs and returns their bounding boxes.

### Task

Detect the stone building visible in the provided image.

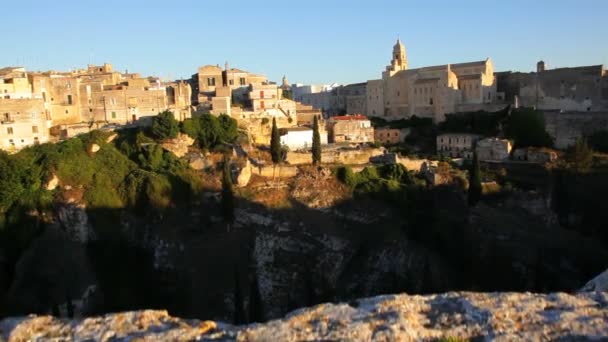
[295,103,322,126]
[513,147,558,164]
[374,127,403,145]
[192,63,268,107]
[0,67,32,99]
[279,126,328,150]
[328,115,374,143]
[0,98,51,151]
[367,39,498,122]
[295,83,366,116]
[0,63,192,150]
[436,133,480,158]
[475,137,512,161]
[496,62,608,113]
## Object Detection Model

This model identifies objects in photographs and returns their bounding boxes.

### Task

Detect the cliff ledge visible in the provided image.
[1,291,607,341]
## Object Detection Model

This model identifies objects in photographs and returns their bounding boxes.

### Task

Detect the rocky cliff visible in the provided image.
[2,291,607,341]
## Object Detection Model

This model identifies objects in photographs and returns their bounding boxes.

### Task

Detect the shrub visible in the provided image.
[181,114,238,149]
[336,166,358,188]
[504,108,553,148]
[151,111,179,140]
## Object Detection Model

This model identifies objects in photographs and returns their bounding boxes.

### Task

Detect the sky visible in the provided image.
[3,0,608,85]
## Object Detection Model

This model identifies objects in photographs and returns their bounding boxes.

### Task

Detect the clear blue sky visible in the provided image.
[3,0,608,85]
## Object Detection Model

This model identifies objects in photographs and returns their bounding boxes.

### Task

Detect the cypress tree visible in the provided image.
[248,273,265,323]
[312,115,321,165]
[468,151,482,206]
[270,118,281,164]
[221,156,235,224]
[233,267,246,324]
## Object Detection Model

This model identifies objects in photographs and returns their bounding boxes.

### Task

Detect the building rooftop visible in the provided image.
[331,115,369,121]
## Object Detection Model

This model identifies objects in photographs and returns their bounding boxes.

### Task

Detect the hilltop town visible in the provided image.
[1,39,607,158]
[1,38,608,338]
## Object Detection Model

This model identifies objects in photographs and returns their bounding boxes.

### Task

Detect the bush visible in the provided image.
[181,114,238,149]
[151,111,179,140]
[504,108,553,148]
[336,166,358,188]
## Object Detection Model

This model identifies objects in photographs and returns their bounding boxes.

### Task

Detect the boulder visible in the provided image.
[105,133,118,143]
[235,160,252,188]
[89,144,100,153]
[161,133,195,158]
[580,268,608,292]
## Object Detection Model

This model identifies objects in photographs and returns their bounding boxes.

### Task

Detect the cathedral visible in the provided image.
[366,39,498,122]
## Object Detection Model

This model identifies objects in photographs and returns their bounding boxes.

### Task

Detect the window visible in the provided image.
[229,80,234,85]
[34,137,39,145]
[111,98,116,105]
[260,101,265,109]
[429,98,433,105]
[207,78,216,86]
[32,126,38,134]
[65,110,69,114]
[3,113,10,121]
[9,139,14,146]
[240,78,246,86]
[67,94,73,105]
[7,127,13,135]
[111,111,116,119]
[89,108,93,112]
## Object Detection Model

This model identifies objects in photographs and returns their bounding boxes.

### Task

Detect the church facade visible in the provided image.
[366,39,498,122]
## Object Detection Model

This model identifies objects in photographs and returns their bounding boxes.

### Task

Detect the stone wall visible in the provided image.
[286,147,384,166]
[544,110,608,149]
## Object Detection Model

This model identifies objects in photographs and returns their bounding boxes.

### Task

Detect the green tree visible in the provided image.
[151,111,179,140]
[504,108,553,148]
[312,115,322,165]
[270,118,281,164]
[468,151,482,206]
[217,114,238,143]
[221,156,235,223]
[567,138,594,172]
[0,151,25,211]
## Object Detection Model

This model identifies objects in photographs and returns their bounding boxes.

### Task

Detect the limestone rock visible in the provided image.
[44,174,59,191]
[235,159,252,188]
[89,144,100,153]
[105,133,118,143]
[581,268,608,292]
[2,292,608,341]
[161,133,195,158]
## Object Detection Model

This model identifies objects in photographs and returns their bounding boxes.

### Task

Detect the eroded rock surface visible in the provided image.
[2,291,607,341]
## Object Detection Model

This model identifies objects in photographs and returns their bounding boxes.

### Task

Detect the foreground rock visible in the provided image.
[2,291,607,341]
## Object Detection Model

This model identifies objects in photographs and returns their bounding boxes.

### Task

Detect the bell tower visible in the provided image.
[386,38,408,76]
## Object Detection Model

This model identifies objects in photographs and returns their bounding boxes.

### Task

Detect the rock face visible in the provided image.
[161,133,195,158]
[2,291,607,341]
[581,268,608,292]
